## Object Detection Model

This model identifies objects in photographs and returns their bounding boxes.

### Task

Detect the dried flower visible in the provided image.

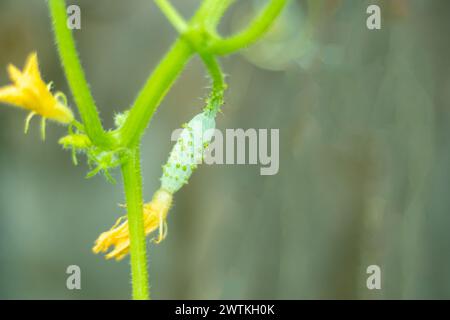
[93,188,173,260]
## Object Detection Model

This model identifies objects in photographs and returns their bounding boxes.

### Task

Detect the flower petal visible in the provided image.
[93,189,173,261]
[7,64,22,84]
[0,85,26,108]
[23,52,41,79]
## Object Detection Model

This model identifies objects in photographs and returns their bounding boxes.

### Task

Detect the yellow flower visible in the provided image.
[93,189,173,261]
[0,52,74,124]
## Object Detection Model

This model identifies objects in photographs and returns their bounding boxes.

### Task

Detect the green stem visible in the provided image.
[200,54,226,117]
[120,39,194,148]
[193,0,236,29]
[210,0,288,55]
[120,0,286,148]
[49,0,113,147]
[121,148,149,300]
[155,0,188,33]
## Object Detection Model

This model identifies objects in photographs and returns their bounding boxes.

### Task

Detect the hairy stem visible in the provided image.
[120,39,193,148]
[120,0,286,147]
[48,0,112,147]
[200,54,226,117]
[121,148,149,300]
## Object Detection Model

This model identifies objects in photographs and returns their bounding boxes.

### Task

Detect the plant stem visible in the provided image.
[120,39,193,148]
[210,0,288,55]
[49,0,113,147]
[193,0,236,29]
[200,54,226,117]
[155,0,188,33]
[120,0,286,148]
[121,148,149,300]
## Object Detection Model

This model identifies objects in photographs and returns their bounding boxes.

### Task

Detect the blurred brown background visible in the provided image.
[1,0,450,299]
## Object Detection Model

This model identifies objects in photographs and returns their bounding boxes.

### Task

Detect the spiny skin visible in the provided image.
[0,52,73,124]
[161,111,216,193]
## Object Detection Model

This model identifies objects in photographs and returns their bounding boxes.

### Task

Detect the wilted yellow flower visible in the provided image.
[93,188,173,261]
[0,52,74,124]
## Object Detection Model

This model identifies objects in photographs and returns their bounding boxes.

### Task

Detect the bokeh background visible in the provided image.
[1,0,450,299]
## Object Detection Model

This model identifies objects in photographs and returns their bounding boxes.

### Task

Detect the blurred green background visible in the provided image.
[1,0,450,299]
